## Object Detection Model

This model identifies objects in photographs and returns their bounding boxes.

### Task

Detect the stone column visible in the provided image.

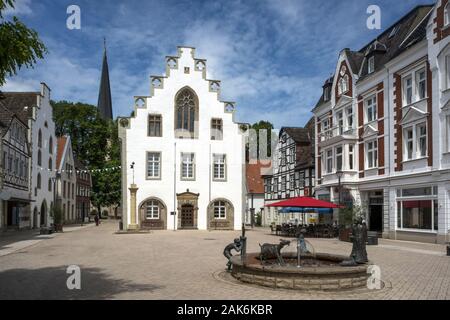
[128,184,139,230]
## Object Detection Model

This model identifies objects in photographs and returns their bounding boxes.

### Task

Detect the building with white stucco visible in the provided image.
[118,46,245,231]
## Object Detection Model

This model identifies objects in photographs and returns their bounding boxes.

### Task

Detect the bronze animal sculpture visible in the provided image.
[223,238,242,271]
[259,239,291,266]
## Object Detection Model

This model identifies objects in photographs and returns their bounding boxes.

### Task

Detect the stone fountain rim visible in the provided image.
[231,252,370,275]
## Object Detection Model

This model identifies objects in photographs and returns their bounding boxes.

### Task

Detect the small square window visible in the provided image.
[184,67,190,74]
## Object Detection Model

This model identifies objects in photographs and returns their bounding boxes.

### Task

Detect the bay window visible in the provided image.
[326,149,333,174]
[346,107,354,130]
[366,140,378,169]
[335,146,343,171]
[337,111,344,134]
[348,145,354,170]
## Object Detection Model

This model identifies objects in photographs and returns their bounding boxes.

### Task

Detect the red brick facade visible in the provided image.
[434,0,450,44]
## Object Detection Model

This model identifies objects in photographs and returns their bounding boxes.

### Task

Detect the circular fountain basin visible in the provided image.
[231,252,369,291]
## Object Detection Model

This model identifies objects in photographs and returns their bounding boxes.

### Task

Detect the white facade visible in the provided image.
[29,83,57,228]
[313,3,450,243]
[119,46,245,231]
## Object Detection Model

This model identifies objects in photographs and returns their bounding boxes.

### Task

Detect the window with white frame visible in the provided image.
[335,146,343,171]
[366,140,378,169]
[326,149,333,174]
[181,153,195,180]
[403,68,427,105]
[445,2,450,27]
[446,55,450,90]
[404,75,413,105]
[146,200,160,219]
[368,56,375,74]
[365,95,377,123]
[214,201,226,219]
[416,69,427,100]
[337,111,344,134]
[348,145,354,170]
[403,122,427,160]
[404,127,414,160]
[346,107,354,130]
[447,115,450,152]
[417,124,427,157]
[213,154,226,180]
[147,152,161,179]
[322,118,330,132]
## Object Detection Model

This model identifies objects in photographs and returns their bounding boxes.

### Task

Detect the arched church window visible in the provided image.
[175,88,198,137]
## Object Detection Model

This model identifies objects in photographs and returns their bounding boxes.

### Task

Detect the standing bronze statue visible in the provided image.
[223,238,242,271]
[350,222,368,264]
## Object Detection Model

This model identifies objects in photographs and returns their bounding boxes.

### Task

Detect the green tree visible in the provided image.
[51,101,121,216]
[0,0,47,86]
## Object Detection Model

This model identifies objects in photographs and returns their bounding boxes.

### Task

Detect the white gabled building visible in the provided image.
[118,46,245,231]
[1,83,57,228]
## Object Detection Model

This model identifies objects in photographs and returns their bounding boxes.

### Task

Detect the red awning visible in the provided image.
[266,197,341,209]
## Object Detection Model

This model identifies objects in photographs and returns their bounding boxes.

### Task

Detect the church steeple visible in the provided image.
[97,38,113,120]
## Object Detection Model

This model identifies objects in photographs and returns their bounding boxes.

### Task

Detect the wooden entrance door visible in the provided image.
[181,205,194,228]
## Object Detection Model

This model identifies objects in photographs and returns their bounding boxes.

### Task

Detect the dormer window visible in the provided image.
[445,3,450,27]
[324,86,331,101]
[368,56,375,74]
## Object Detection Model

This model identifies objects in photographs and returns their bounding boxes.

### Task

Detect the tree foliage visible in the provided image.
[0,0,47,86]
[51,101,121,212]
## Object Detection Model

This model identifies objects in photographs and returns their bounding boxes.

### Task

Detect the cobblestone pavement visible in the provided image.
[0,221,449,300]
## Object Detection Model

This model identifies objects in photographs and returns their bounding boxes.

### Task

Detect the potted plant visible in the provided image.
[51,205,64,233]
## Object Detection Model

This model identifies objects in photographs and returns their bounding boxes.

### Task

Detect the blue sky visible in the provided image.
[1,0,431,128]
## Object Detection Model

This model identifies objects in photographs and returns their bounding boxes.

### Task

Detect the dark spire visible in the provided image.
[97,38,113,120]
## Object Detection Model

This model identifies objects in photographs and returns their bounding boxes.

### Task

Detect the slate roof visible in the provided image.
[0,99,29,136]
[0,92,38,124]
[314,5,434,110]
[280,127,312,144]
